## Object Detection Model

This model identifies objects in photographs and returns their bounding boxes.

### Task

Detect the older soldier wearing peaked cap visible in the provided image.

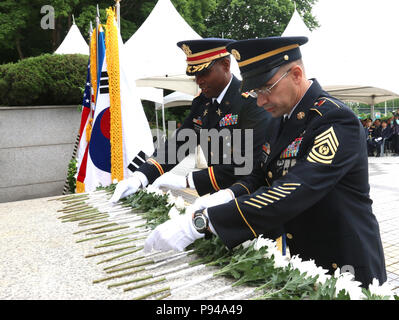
[110,38,272,206]
[144,36,387,288]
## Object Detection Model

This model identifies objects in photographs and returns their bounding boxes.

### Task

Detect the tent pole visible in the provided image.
[155,104,160,148]
[371,95,375,120]
[371,104,375,121]
[162,103,166,142]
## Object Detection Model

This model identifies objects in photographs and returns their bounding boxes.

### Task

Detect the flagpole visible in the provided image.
[89,21,93,38]
[63,21,94,195]
[115,0,121,31]
[96,4,100,84]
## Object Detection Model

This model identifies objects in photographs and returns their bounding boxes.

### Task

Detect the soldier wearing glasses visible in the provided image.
[110,38,272,202]
[144,36,386,288]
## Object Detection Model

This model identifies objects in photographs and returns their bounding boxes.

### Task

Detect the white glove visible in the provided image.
[151,172,187,190]
[144,212,204,252]
[109,172,147,203]
[187,189,235,215]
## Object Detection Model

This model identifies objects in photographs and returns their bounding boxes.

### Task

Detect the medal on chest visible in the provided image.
[280,137,303,159]
[269,135,304,178]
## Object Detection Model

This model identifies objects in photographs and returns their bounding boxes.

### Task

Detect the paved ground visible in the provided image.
[0,155,398,299]
[367,156,399,290]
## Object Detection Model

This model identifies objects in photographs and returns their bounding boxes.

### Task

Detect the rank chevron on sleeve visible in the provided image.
[307,126,339,164]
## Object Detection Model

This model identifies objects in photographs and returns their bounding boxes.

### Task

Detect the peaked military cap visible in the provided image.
[226,36,308,92]
[177,38,236,76]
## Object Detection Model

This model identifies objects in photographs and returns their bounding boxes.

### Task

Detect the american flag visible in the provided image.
[78,63,93,141]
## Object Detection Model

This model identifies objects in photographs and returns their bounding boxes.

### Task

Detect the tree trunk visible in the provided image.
[56,18,62,49]
[15,37,24,60]
[52,24,57,51]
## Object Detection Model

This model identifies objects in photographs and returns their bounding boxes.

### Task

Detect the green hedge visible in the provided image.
[0,53,88,106]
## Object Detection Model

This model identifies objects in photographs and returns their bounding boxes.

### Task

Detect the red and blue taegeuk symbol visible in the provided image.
[89,107,111,173]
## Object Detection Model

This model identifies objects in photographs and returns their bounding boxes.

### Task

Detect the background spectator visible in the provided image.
[392,114,399,155]
[379,120,393,156]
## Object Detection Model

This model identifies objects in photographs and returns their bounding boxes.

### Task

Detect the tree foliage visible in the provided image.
[0,0,318,64]
[204,0,319,39]
[0,53,88,106]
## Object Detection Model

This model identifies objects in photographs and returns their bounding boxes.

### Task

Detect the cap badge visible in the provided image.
[231,49,241,61]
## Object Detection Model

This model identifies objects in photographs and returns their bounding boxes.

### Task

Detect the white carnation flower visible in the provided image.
[289,255,330,284]
[146,184,164,196]
[254,235,276,251]
[241,239,254,249]
[174,196,186,210]
[368,278,395,300]
[272,252,290,269]
[167,191,176,205]
[168,206,180,219]
[251,235,290,269]
[333,268,365,300]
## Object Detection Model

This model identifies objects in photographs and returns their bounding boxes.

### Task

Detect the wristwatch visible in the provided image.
[193,209,212,239]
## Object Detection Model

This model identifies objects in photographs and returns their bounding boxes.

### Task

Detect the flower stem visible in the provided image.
[76,235,106,243]
[78,219,109,227]
[93,268,147,284]
[105,260,154,273]
[103,251,163,271]
[106,274,152,288]
[156,292,171,300]
[97,246,144,264]
[86,225,130,234]
[85,245,138,258]
[100,231,142,242]
[73,223,118,235]
[132,287,170,300]
[124,277,166,292]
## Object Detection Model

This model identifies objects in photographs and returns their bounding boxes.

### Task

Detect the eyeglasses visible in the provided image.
[248,68,291,98]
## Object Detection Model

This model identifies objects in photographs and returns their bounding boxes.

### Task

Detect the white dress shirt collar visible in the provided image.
[285,80,313,119]
[212,75,233,104]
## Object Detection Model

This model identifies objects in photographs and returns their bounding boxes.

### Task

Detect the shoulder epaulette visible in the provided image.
[314,98,327,107]
[317,96,342,109]
[310,96,343,117]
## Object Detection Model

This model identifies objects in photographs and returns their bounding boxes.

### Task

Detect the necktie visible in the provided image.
[277,115,287,138]
[207,100,220,127]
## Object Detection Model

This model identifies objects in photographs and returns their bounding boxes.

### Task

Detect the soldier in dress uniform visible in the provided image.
[109,38,272,202]
[144,36,387,288]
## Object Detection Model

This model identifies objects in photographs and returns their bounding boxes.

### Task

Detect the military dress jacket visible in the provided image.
[207,79,387,287]
[138,76,272,196]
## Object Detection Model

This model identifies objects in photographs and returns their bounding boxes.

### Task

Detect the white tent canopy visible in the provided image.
[282,1,399,106]
[124,0,201,80]
[155,91,194,110]
[54,23,89,55]
[136,75,198,96]
[125,0,241,96]
[322,86,399,106]
[124,0,200,98]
